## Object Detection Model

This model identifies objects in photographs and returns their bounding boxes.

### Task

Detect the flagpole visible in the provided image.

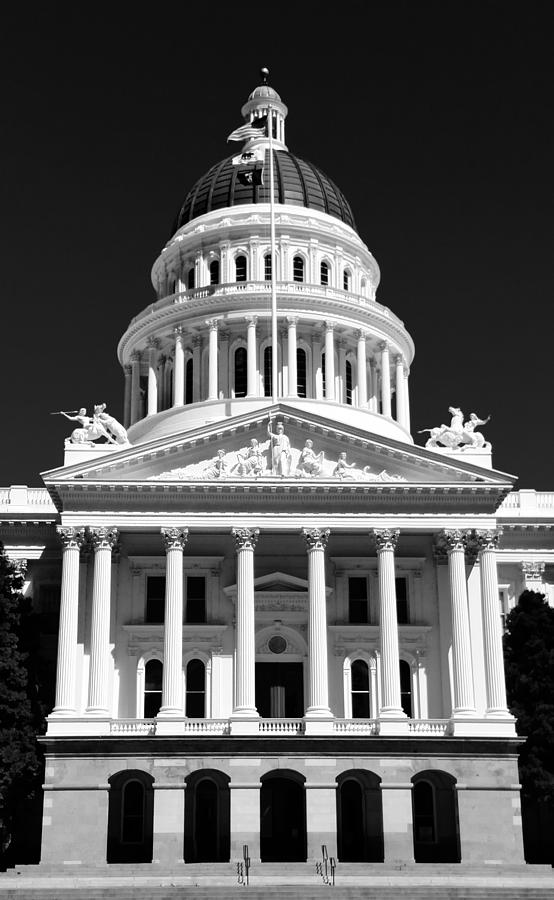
[268,104,278,406]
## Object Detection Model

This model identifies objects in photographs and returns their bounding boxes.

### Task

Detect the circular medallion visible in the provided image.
[268,635,287,654]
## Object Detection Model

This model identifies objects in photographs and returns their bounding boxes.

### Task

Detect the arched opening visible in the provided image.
[187,267,195,290]
[184,770,230,863]
[343,268,351,291]
[235,255,247,282]
[144,659,163,718]
[234,346,247,397]
[320,261,329,285]
[185,658,206,717]
[264,252,272,281]
[337,771,384,862]
[260,771,306,862]
[399,659,413,717]
[107,771,154,863]
[345,359,353,405]
[292,255,304,283]
[209,259,220,285]
[297,348,307,397]
[185,357,193,404]
[263,346,272,397]
[351,658,370,718]
[412,771,460,863]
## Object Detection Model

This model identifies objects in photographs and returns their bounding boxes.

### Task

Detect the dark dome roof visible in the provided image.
[173,149,357,233]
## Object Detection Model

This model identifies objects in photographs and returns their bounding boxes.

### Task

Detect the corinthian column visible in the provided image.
[373,529,405,721]
[356,330,368,408]
[207,319,219,400]
[231,528,259,719]
[130,350,142,424]
[147,337,160,416]
[441,529,476,716]
[86,527,118,715]
[474,530,510,716]
[379,342,391,417]
[287,316,298,397]
[173,326,185,407]
[324,321,335,400]
[52,527,85,715]
[303,528,332,720]
[123,365,132,428]
[159,527,188,717]
[395,355,407,428]
[246,316,258,397]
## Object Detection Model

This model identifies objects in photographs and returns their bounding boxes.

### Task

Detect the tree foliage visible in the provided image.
[0,544,42,861]
[504,590,554,803]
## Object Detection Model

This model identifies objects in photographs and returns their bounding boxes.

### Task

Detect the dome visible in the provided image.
[173,149,357,233]
[248,84,282,101]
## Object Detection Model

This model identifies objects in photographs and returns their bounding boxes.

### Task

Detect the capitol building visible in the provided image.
[2,73,553,871]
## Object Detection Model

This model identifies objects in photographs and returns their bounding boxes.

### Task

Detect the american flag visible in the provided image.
[227,115,268,142]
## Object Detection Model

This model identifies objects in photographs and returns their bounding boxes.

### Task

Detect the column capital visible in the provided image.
[302,527,330,551]
[355,329,368,342]
[161,527,189,551]
[472,528,503,553]
[394,353,404,366]
[57,526,86,550]
[372,528,400,552]
[147,336,161,350]
[173,325,185,338]
[245,315,258,327]
[435,528,472,556]
[88,527,119,552]
[206,318,219,331]
[378,340,388,353]
[520,560,545,580]
[286,315,299,327]
[192,335,202,348]
[123,364,132,376]
[130,350,142,363]
[232,527,260,551]
[324,320,336,333]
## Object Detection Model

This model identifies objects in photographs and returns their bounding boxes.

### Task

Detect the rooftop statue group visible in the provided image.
[59,405,130,446]
[418,406,490,451]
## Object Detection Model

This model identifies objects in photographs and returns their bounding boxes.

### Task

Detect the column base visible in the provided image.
[303,717,334,735]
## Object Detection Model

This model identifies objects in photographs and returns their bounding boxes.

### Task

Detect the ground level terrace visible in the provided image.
[39,740,523,867]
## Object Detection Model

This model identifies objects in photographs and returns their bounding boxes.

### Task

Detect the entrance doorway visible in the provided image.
[336,771,384,862]
[255,662,304,717]
[260,772,307,862]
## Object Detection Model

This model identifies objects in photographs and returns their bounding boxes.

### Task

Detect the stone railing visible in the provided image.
[407,719,452,736]
[182,719,230,735]
[333,719,379,735]
[258,718,305,734]
[110,719,156,735]
[0,485,57,514]
[498,490,554,516]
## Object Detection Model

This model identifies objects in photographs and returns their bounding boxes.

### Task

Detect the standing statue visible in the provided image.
[418,406,490,450]
[296,439,324,477]
[267,419,292,476]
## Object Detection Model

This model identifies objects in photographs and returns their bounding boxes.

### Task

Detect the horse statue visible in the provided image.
[419,407,490,451]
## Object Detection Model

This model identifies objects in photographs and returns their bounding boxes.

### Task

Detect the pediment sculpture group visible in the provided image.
[152,419,407,482]
[418,406,490,451]
[59,405,130,446]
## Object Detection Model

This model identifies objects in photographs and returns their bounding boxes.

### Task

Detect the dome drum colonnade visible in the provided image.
[53,524,509,734]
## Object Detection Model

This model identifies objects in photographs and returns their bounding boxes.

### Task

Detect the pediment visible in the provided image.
[42,403,513,490]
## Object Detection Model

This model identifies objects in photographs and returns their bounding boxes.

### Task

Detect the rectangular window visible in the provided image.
[146,576,166,623]
[348,576,369,624]
[186,576,206,623]
[39,584,61,635]
[395,576,409,624]
[264,254,272,281]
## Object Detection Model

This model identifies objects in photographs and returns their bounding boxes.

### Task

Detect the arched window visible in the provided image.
[186,658,206,718]
[144,659,163,718]
[293,256,304,283]
[297,348,307,397]
[337,771,384,862]
[234,347,247,397]
[184,770,230,862]
[263,346,273,397]
[264,253,272,281]
[187,267,195,290]
[361,277,367,294]
[412,771,460,863]
[399,659,413,718]
[185,357,193,405]
[107,771,154,863]
[343,269,351,291]
[209,259,220,285]
[320,261,329,286]
[235,255,247,282]
[345,360,353,405]
[351,659,370,718]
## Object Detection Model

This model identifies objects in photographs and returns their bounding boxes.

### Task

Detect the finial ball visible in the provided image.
[260,67,269,83]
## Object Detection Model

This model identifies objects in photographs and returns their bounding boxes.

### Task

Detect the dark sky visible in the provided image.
[2,1,553,488]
